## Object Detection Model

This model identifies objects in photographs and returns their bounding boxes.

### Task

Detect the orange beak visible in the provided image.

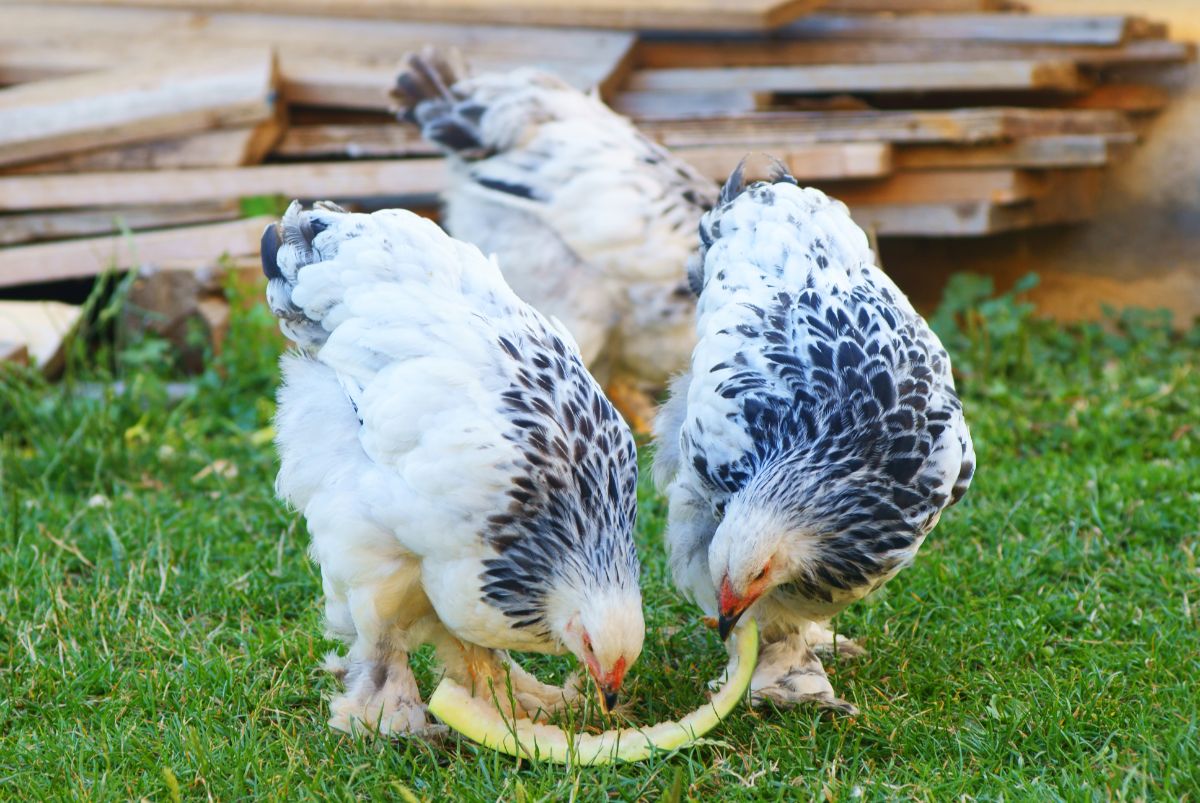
[590,656,626,713]
[717,575,759,640]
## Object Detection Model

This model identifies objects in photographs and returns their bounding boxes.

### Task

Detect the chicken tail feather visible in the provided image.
[261,200,348,350]
[392,47,488,158]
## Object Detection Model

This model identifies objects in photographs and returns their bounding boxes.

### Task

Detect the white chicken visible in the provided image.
[262,200,644,734]
[392,49,716,430]
[654,163,975,714]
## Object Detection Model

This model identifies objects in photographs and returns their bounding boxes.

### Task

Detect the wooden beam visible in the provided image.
[849,200,1001,236]
[822,0,1025,10]
[0,301,83,372]
[783,14,1149,45]
[628,60,1087,94]
[0,217,273,289]
[635,36,1195,70]
[845,169,1102,235]
[0,202,240,247]
[3,122,284,175]
[638,108,1132,147]
[0,48,276,167]
[25,0,826,32]
[613,90,768,119]
[823,168,1054,206]
[679,143,893,181]
[0,5,637,100]
[273,124,438,160]
[0,342,29,366]
[271,127,893,181]
[1065,84,1170,114]
[894,134,1131,169]
[0,160,448,212]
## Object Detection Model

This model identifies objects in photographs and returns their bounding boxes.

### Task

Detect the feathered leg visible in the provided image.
[750,627,859,716]
[500,654,582,719]
[322,565,439,736]
[427,627,578,723]
[803,620,866,659]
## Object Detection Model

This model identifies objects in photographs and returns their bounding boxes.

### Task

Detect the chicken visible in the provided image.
[653,163,975,714]
[392,49,717,431]
[262,200,644,734]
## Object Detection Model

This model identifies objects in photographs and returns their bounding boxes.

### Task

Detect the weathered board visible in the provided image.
[894,135,1127,169]
[0,217,273,288]
[0,47,276,167]
[0,202,240,247]
[635,37,1195,70]
[784,14,1153,45]
[4,124,284,174]
[628,60,1087,94]
[23,0,825,32]
[639,109,1132,147]
[0,5,638,101]
[0,161,448,212]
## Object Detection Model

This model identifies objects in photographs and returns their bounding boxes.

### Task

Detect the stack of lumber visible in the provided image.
[0,0,1193,311]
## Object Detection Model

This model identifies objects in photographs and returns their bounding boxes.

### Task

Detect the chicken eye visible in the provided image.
[754,566,769,582]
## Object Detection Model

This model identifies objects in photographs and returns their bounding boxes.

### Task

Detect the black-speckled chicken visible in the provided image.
[654,164,975,714]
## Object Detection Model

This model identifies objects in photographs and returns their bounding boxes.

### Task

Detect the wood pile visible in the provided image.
[0,0,1193,363]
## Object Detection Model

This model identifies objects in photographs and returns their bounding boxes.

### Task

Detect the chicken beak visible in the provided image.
[717,576,754,641]
[717,609,744,641]
[591,656,626,714]
[600,685,619,713]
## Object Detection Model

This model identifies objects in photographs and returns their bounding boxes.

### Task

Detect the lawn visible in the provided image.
[1,274,1197,801]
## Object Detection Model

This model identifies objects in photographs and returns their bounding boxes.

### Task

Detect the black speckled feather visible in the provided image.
[665,169,975,608]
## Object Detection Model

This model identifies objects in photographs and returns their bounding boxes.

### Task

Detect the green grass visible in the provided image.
[2,274,1198,801]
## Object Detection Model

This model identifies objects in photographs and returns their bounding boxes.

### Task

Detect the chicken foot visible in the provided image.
[750,630,859,716]
[324,580,441,736]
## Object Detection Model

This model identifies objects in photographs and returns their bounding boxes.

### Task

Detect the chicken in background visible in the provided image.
[392,48,717,431]
[262,200,644,734]
[655,162,975,714]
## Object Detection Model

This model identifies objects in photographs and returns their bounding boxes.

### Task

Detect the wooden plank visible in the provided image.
[0,48,276,167]
[0,301,82,372]
[823,168,1052,206]
[894,134,1129,169]
[0,217,273,289]
[613,90,768,119]
[629,60,1087,94]
[822,0,1024,10]
[0,42,116,83]
[846,168,1101,235]
[638,108,1132,147]
[0,341,29,366]
[997,166,1102,228]
[0,161,448,212]
[849,200,999,236]
[0,202,240,247]
[0,6,637,102]
[1065,84,1170,113]
[999,108,1133,138]
[3,122,284,175]
[635,35,1195,70]
[271,127,893,181]
[783,14,1147,45]
[679,143,893,180]
[25,0,825,32]
[273,124,438,160]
